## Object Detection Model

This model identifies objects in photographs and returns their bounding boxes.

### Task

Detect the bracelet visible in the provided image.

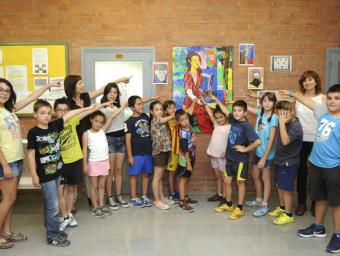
[288,90,294,97]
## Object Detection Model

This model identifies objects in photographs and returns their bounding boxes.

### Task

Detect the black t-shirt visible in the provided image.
[27,118,64,183]
[67,92,91,146]
[124,113,152,155]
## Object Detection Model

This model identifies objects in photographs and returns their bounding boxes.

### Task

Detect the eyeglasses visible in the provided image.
[0,88,11,94]
[56,109,69,113]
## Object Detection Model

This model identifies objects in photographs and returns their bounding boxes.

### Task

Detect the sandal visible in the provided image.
[0,237,13,249]
[3,232,28,242]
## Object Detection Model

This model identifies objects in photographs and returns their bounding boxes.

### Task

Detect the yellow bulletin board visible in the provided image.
[0,42,68,116]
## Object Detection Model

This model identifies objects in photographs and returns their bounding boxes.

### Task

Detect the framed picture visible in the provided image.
[239,43,255,66]
[152,62,168,84]
[248,67,264,90]
[270,56,292,71]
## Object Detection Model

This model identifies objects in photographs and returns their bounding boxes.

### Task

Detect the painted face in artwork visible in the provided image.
[190,55,200,71]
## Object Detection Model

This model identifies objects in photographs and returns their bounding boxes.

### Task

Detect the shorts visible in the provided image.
[166,153,179,172]
[0,159,23,180]
[107,135,126,154]
[60,159,83,185]
[252,154,274,169]
[210,156,226,172]
[128,155,153,176]
[310,164,340,206]
[153,152,169,168]
[88,159,110,177]
[225,159,248,181]
[176,157,195,178]
[276,164,298,192]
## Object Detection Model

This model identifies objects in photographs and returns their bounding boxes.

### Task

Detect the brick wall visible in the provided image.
[1,0,340,193]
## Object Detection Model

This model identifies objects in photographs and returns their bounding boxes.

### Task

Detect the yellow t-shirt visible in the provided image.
[59,115,83,164]
[0,107,24,163]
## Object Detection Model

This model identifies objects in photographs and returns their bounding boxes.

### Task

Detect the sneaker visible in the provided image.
[129,198,144,208]
[297,224,327,238]
[59,216,72,231]
[161,198,172,206]
[154,200,170,210]
[58,217,64,224]
[268,206,285,217]
[168,192,179,204]
[101,205,112,216]
[115,195,129,208]
[273,212,295,225]
[207,193,222,202]
[68,213,78,228]
[326,233,340,253]
[107,197,119,211]
[92,207,105,218]
[185,196,198,206]
[58,232,68,239]
[253,205,269,217]
[245,199,262,208]
[214,203,234,213]
[228,207,245,220]
[179,201,194,213]
[141,196,152,207]
[48,236,71,247]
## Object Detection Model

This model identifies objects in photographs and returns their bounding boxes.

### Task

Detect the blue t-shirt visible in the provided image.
[226,113,259,162]
[309,103,340,168]
[254,110,278,160]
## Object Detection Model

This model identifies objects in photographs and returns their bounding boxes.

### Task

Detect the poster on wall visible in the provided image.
[239,43,255,66]
[248,67,264,90]
[270,55,292,72]
[32,48,48,75]
[172,46,233,133]
[5,65,28,98]
[152,62,168,84]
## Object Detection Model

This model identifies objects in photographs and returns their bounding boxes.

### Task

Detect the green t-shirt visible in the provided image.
[60,115,83,164]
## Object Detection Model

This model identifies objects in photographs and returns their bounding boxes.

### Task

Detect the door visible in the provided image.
[81,47,156,195]
[326,48,340,90]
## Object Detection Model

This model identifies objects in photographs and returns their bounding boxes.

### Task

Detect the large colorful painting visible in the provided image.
[172,46,233,133]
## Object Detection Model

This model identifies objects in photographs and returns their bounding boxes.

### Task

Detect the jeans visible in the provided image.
[40,177,61,242]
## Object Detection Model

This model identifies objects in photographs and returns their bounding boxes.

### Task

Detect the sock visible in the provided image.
[285,212,292,217]
[237,204,243,210]
[315,224,325,229]
[262,202,268,206]
[218,193,223,197]
[226,200,232,207]
[280,205,285,210]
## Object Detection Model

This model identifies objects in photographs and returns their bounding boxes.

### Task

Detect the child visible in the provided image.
[281,85,340,253]
[150,101,174,210]
[27,99,93,247]
[163,99,197,204]
[267,100,302,225]
[245,92,278,217]
[199,96,231,208]
[125,96,153,208]
[83,109,125,218]
[55,98,111,230]
[213,96,261,220]
[175,109,197,212]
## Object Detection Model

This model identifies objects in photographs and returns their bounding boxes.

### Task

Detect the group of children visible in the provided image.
[1,74,339,253]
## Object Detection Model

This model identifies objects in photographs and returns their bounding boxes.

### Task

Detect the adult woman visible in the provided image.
[63,75,130,207]
[295,70,325,216]
[0,78,60,249]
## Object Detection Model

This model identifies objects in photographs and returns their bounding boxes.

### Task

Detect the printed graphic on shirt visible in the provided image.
[60,124,76,151]
[3,113,21,140]
[316,118,336,142]
[229,126,241,145]
[256,122,266,133]
[135,119,150,138]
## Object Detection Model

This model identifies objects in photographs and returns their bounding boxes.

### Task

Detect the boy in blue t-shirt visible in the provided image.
[281,84,340,253]
[214,98,261,220]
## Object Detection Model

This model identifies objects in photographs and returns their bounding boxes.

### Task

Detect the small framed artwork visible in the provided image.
[239,43,255,66]
[256,90,278,106]
[248,67,264,90]
[152,62,168,84]
[270,56,292,72]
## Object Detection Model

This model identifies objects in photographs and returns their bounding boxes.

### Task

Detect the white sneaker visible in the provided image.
[68,213,78,228]
[59,216,72,231]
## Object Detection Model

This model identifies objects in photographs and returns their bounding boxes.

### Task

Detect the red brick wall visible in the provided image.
[2,0,340,193]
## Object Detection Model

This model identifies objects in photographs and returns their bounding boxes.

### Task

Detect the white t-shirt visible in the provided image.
[207,122,231,157]
[295,94,323,142]
[87,129,109,161]
[101,106,125,133]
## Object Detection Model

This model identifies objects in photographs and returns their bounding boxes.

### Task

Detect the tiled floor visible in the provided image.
[2,194,334,256]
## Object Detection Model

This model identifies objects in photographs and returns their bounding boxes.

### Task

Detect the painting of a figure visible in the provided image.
[239,43,255,66]
[172,46,233,133]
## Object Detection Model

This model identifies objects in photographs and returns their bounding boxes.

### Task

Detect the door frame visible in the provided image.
[326,48,340,90]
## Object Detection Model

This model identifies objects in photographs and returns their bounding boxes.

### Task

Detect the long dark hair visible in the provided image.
[100,82,121,107]
[0,78,16,112]
[149,100,162,119]
[185,52,202,72]
[64,75,82,99]
[257,92,277,129]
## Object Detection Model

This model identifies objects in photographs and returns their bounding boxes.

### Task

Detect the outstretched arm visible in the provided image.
[14,81,62,112]
[248,90,262,99]
[279,90,313,109]
[209,93,230,116]
[79,101,113,120]
[63,104,96,122]
[88,76,132,100]
[102,102,128,132]
[185,98,198,115]
[247,104,258,115]
[198,96,215,123]
[142,96,160,104]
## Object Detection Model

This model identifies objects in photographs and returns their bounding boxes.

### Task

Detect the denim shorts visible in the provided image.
[0,159,23,180]
[252,154,274,169]
[107,135,126,154]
